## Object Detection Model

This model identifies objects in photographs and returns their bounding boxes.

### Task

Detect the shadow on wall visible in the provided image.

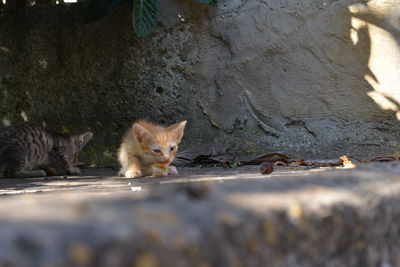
[349,0,400,119]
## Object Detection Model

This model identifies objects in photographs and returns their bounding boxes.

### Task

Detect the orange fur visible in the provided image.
[118,119,186,178]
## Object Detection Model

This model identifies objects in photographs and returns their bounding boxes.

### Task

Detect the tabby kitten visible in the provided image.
[0,122,93,178]
[118,119,187,178]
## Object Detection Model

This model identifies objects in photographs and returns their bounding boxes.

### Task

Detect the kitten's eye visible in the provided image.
[170,146,176,152]
[152,149,162,154]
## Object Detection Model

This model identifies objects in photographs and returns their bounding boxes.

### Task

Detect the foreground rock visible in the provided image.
[0,164,400,266]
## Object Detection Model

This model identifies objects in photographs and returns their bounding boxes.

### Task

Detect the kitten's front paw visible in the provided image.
[152,168,168,177]
[168,166,178,176]
[125,170,141,178]
[68,167,81,175]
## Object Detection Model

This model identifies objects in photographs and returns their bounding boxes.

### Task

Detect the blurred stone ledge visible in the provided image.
[0,164,399,266]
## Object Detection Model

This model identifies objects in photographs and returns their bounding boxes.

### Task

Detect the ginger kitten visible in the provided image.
[118,120,187,178]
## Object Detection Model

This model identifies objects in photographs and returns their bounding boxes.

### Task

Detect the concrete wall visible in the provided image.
[0,0,400,164]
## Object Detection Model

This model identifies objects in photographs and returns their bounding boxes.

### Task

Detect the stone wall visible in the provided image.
[1,0,400,164]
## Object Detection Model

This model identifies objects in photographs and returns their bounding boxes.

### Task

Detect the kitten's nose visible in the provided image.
[161,156,170,164]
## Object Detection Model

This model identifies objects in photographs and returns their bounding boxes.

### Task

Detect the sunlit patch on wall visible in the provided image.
[367,91,400,119]
[348,3,369,14]
[350,3,400,119]
[365,24,400,119]
[350,17,367,45]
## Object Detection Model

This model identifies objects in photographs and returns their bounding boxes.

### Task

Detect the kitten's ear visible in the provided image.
[78,132,93,149]
[168,120,187,143]
[132,123,153,142]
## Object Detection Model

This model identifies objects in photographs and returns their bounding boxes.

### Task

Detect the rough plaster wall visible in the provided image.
[192,0,400,158]
[0,0,400,164]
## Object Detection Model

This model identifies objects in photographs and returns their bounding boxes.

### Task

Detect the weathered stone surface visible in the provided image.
[0,164,400,266]
[1,1,400,163]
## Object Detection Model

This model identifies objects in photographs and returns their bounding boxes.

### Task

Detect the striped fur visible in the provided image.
[0,122,93,178]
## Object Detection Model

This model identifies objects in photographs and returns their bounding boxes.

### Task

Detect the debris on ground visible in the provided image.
[259,162,274,175]
[176,145,345,170]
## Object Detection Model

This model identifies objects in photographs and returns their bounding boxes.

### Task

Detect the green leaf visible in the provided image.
[192,0,217,5]
[86,0,128,22]
[132,0,160,37]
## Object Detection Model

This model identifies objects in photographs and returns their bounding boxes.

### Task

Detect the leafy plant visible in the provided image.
[86,0,217,37]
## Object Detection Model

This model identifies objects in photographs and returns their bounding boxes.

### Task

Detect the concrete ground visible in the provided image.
[0,165,341,196]
[1,163,400,266]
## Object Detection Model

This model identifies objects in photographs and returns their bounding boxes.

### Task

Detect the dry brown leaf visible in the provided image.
[370,156,400,162]
[175,143,228,162]
[259,162,274,175]
[302,159,344,167]
[349,155,400,164]
[243,153,292,165]
[274,161,288,166]
[287,158,306,166]
[174,143,237,165]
